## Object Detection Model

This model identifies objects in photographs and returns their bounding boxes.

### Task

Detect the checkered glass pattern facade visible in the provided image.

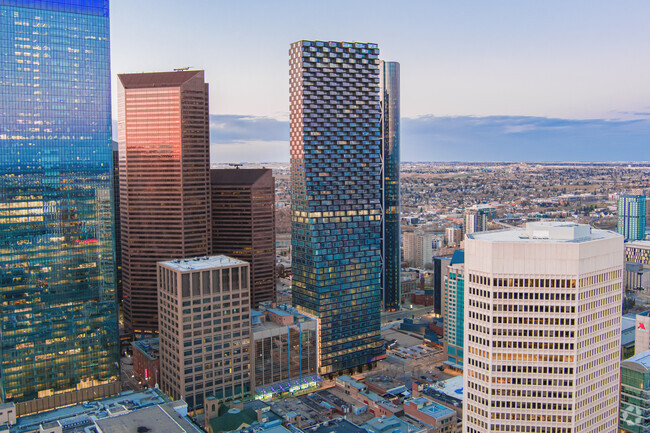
[0,0,118,403]
[290,40,385,374]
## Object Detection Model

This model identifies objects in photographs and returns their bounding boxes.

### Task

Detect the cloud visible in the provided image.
[210,115,288,143]
[210,115,289,163]
[117,114,650,163]
[401,115,650,162]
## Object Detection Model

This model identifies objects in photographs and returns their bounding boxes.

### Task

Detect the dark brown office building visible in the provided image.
[118,70,211,335]
[210,169,276,307]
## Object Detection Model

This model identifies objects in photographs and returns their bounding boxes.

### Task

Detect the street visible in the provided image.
[120,356,143,392]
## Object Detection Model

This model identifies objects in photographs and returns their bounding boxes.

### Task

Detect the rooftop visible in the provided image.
[210,168,272,186]
[12,389,173,433]
[364,375,406,394]
[269,394,330,427]
[159,255,246,272]
[623,350,650,372]
[449,249,464,266]
[430,375,464,403]
[302,418,368,433]
[252,305,318,337]
[363,416,409,433]
[337,375,367,391]
[467,221,620,243]
[94,403,201,433]
[626,240,650,249]
[118,70,203,89]
[472,204,496,210]
[418,401,455,420]
[209,405,259,433]
[132,337,159,360]
[237,426,292,433]
[268,308,292,317]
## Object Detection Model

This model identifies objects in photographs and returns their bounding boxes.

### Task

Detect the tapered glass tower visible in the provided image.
[380,61,400,311]
[290,40,385,375]
[0,0,119,413]
[118,70,211,335]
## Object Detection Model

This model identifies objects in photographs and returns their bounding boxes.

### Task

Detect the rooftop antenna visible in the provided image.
[229,163,243,169]
[173,66,192,71]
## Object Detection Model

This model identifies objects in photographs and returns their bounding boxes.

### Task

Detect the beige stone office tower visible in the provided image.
[463,222,623,433]
[158,256,252,411]
[118,71,211,335]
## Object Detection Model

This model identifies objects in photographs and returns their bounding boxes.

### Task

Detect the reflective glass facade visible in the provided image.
[210,169,276,308]
[0,0,119,409]
[290,40,385,375]
[118,71,211,335]
[618,194,647,241]
[620,353,650,433]
[380,61,400,312]
[252,309,318,389]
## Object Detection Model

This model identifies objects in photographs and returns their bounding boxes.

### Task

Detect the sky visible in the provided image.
[110,0,650,162]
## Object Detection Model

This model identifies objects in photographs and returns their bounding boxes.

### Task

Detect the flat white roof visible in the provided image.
[467,222,620,243]
[159,255,246,271]
[626,240,650,249]
[436,375,465,401]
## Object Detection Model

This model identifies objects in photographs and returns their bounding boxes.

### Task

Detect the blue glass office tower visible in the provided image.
[618,194,647,241]
[290,40,385,375]
[380,61,400,312]
[0,0,119,413]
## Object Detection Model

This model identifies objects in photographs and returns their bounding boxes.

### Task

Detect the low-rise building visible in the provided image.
[421,376,464,419]
[269,395,332,428]
[333,376,402,417]
[132,337,160,386]
[0,403,16,428]
[301,418,368,433]
[95,401,200,433]
[364,376,407,397]
[9,389,200,433]
[363,416,413,433]
[206,399,280,433]
[403,397,456,433]
[252,304,319,399]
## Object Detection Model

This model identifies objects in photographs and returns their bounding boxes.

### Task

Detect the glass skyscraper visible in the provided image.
[618,194,647,241]
[290,40,385,375]
[443,257,464,369]
[380,61,400,312]
[0,0,119,413]
[620,350,650,433]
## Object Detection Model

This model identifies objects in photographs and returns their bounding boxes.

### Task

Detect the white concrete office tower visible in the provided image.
[463,222,623,433]
[158,256,252,411]
[404,231,434,269]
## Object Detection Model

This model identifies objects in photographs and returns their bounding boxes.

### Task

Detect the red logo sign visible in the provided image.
[639,323,646,330]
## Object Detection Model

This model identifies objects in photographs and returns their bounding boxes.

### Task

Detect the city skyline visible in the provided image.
[109,1,650,162]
